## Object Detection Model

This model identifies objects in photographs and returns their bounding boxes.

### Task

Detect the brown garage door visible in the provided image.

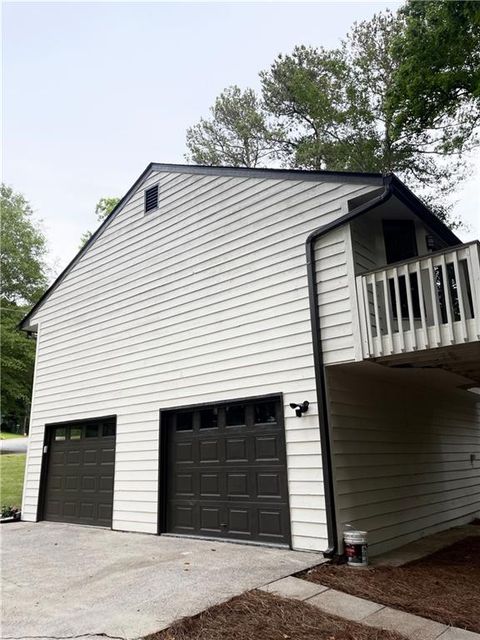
[163,397,290,545]
[42,418,116,527]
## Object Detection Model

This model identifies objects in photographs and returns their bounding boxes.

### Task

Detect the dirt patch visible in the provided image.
[303,536,480,633]
[146,590,406,640]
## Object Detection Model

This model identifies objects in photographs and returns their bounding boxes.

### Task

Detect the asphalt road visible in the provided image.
[0,437,28,454]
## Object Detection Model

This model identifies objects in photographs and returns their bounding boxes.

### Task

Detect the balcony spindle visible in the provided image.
[415,262,429,349]
[392,267,405,352]
[427,260,442,346]
[403,262,417,350]
[451,252,468,342]
[439,253,455,344]
[467,243,480,339]
[362,276,374,357]
[371,274,382,356]
[381,271,394,354]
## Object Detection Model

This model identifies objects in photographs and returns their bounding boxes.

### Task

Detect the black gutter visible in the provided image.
[306,176,394,556]
[306,173,463,556]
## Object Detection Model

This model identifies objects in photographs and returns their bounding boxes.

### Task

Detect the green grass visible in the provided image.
[0,432,25,440]
[0,454,26,507]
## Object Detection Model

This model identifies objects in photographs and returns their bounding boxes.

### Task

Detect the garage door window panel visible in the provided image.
[102,423,116,437]
[225,404,245,426]
[254,402,277,425]
[176,412,194,431]
[200,408,218,430]
[85,424,100,438]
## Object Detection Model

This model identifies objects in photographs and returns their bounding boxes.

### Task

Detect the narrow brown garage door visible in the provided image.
[42,418,116,527]
[163,397,290,545]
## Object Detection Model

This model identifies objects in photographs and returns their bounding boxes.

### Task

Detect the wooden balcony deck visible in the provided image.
[356,241,480,361]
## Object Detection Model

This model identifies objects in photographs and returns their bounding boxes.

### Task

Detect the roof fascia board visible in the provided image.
[151,163,385,185]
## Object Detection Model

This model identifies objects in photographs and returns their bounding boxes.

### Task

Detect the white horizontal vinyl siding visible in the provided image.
[314,226,360,364]
[327,365,480,556]
[314,185,379,366]
[23,169,375,551]
[350,216,381,274]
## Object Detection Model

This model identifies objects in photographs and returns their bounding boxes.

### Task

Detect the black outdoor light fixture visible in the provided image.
[290,401,309,417]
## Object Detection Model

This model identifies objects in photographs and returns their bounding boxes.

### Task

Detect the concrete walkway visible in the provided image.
[260,575,480,640]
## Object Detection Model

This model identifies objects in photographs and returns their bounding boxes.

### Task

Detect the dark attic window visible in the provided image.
[145,185,158,212]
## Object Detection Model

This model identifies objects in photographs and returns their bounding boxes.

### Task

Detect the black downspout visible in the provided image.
[305,176,394,557]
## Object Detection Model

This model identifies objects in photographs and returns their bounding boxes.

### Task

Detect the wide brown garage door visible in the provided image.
[42,417,116,527]
[163,396,290,545]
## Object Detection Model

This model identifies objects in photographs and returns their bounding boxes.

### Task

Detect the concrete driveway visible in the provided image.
[1,522,322,640]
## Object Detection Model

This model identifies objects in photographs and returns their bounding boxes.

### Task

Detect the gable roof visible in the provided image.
[19,162,460,331]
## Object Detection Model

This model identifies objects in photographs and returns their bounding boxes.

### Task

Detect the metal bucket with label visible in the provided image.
[344,529,368,567]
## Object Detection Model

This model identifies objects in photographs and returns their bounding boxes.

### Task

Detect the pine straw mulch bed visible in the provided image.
[302,535,480,633]
[146,589,406,640]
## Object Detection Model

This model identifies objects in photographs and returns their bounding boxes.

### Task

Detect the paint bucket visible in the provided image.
[344,529,368,567]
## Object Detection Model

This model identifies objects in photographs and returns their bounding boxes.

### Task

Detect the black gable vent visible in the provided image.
[145,185,158,212]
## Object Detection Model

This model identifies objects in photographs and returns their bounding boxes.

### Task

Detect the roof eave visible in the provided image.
[388,175,462,246]
[150,162,385,185]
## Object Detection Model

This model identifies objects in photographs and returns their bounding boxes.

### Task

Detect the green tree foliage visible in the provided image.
[261,44,381,172]
[1,185,48,431]
[1,303,36,432]
[1,185,48,306]
[80,196,120,247]
[262,10,471,209]
[95,196,121,220]
[186,7,478,226]
[186,86,283,167]
[390,0,480,142]
[341,11,466,217]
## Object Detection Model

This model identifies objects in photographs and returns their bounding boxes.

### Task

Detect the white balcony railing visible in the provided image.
[356,241,480,359]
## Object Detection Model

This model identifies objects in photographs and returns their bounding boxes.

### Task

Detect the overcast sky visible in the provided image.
[4,1,479,275]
